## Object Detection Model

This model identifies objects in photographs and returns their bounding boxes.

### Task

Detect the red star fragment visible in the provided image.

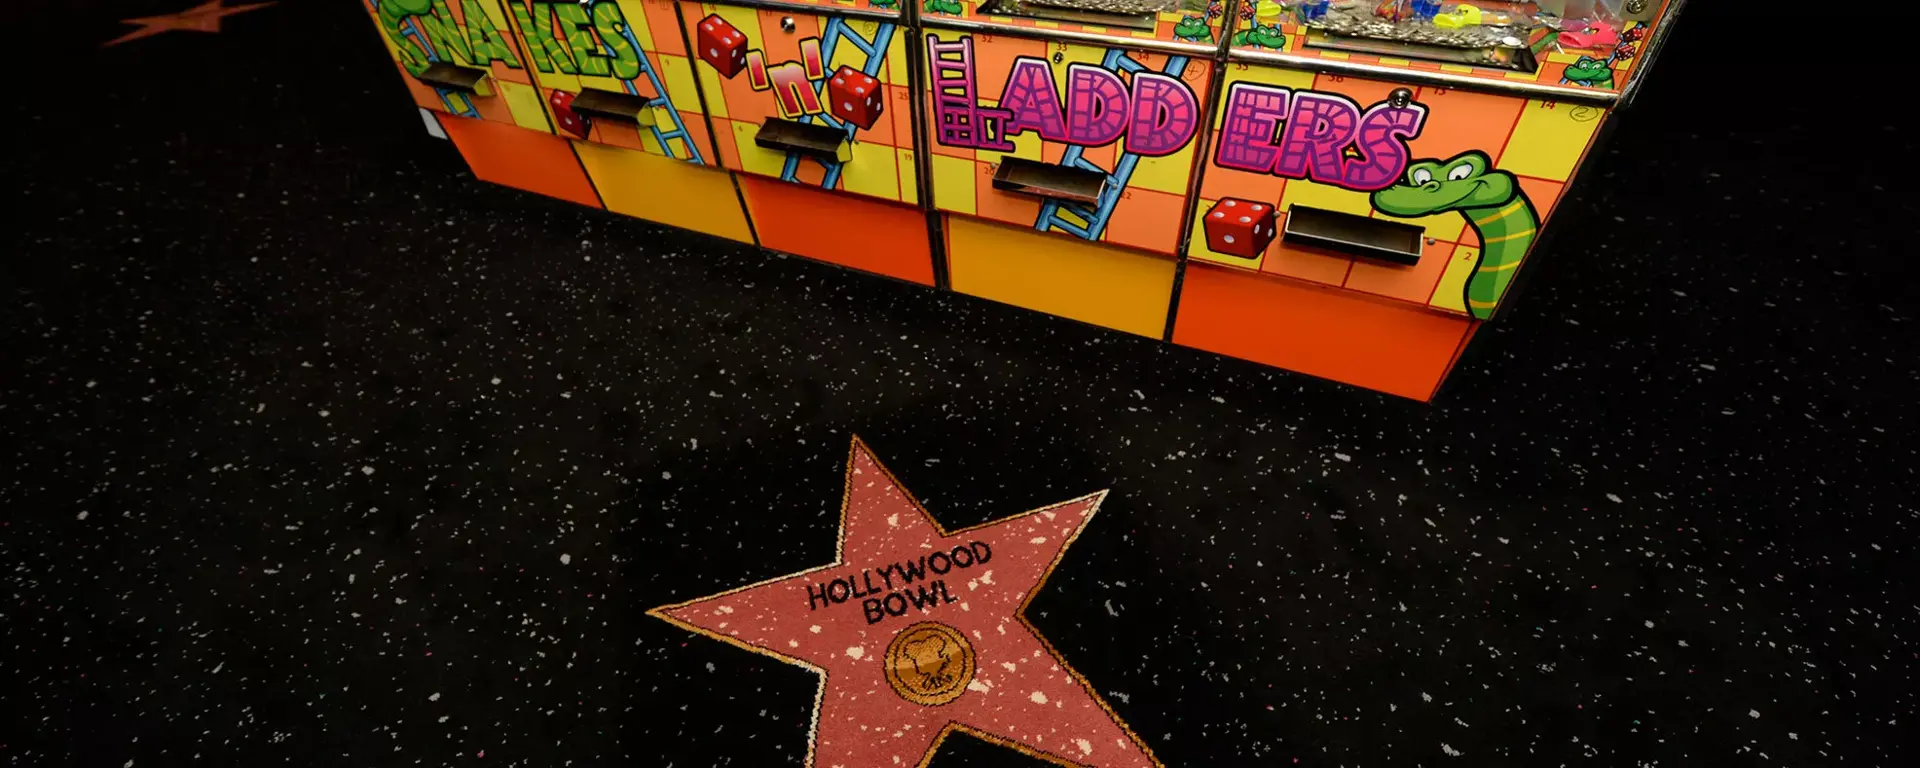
[103,0,278,49]
[650,437,1160,767]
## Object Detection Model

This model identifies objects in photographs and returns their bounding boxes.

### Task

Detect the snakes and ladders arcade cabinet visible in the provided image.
[1172,0,1678,398]
[915,1,1222,339]
[681,0,935,284]
[357,0,1685,400]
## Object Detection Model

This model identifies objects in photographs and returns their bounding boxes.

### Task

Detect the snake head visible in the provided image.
[1371,151,1516,217]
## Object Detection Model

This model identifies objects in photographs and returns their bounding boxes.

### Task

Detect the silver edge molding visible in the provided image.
[1619,0,1687,108]
[711,1,1639,105]
[1225,47,1617,105]
[920,16,1219,58]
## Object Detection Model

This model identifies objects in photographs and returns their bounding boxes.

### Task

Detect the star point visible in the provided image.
[103,0,279,49]
[652,437,1157,767]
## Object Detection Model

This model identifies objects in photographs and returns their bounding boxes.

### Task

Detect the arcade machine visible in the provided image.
[354,0,1685,400]
[361,0,754,242]
[363,0,550,133]
[680,0,934,284]
[917,0,1220,338]
[1172,0,1679,398]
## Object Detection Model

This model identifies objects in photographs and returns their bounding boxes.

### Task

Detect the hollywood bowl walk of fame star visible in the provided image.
[649,437,1161,767]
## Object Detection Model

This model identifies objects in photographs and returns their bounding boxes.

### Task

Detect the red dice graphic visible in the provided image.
[548,89,591,139]
[825,65,883,131]
[1202,198,1279,259]
[695,15,749,79]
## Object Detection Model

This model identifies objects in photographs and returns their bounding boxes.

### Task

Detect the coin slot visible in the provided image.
[415,62,492,96]
[570,89,656,126]
[1283,205,1425,265]
[991,157,1107,205]
[754,118,850,164]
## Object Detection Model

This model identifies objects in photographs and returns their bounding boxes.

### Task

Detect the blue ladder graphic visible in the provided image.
[1034,49,1188,241]
[369,0,480,118]
[593,2,705,165]
[778,19,896,188]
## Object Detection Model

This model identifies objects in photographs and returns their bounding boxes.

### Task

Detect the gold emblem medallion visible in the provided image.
[883,621,975,706]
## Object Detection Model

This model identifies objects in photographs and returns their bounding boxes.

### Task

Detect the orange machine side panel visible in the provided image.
[441,116,604,208]
[737,176,935,286]
[1172,264,1474,400]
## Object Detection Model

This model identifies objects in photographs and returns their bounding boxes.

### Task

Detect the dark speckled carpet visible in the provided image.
[5,1,1915,766]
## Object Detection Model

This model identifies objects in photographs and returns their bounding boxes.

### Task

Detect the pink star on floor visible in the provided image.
[103,0,278,48]
[651,437,1161,767]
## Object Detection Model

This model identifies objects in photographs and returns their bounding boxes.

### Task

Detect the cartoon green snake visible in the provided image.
[1561,55,1615,88]
[1173,15,1214,43]
[378,0,438,76]
[1371,151,1538,320]
[1230,23,1286,50]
